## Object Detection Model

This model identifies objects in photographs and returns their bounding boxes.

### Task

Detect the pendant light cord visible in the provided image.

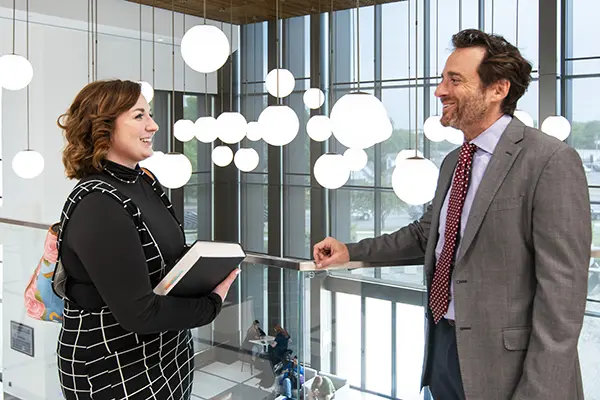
[26,0,30,150]
[458,0,462,32]
[94,0,98,80]
[414,0,418,158]
[87,0,91,82]
[329,0,333,114]
[276,0,280,103]
[355,0,360,91]
[171,0,175,151]
[435,0,439,116]
[491,0,494,34]
[407,0,411,149]
[139,1,143,81]
[183,2,186,101]
[11,0,15,54]
[152,0,156,88]
[230,0,233,111]
[204,0,208,116]
[515,0,519,49]
[252,18,257,119]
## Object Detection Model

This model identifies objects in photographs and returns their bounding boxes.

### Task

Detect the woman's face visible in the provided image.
[106,95,158,168]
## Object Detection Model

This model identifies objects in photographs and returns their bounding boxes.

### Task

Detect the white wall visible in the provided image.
[0,0,236,224]
[0,1,238,398]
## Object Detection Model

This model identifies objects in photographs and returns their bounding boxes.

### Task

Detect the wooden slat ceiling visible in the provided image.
[126,0,400,25]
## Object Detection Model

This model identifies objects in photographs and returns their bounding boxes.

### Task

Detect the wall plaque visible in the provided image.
[10,321,34,357]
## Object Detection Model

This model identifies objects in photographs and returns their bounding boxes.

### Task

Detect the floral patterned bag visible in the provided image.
[24,223,64,323]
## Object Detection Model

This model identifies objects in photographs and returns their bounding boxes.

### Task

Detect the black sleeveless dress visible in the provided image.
[56,161,222,400]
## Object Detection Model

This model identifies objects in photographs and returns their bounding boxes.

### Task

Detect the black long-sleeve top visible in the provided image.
[60,160,222,334]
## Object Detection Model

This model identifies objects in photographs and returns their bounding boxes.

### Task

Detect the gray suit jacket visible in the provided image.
[347,118,591,399]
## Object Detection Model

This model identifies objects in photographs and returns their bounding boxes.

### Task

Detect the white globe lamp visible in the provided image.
[314,153,350,189]
[246,121,262,142]
[265,69,295,98]
[234,148,260,172]
[395,149,424,165]
[330,92,391,149]
[423,115,446,142]
[174,119,195,142]
[343,148,368,172]
[541,115,571,141]
[139,81,154,103]
[212,145,234,167]
[139,151,164,178]
[194,116,219,143]
[217,112,247,144]
[159,153,192,189]
[514,110,534,127]
[181,25,230,73]
[258,105,300,146]
[303,88,325,109]
[445,126,464,145]
[306,115,332,142]
[12,150,44,179]
[0,54,33,90]
[392,157,439,205]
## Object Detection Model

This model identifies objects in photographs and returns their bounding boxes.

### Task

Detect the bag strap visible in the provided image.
[53,179,148,299]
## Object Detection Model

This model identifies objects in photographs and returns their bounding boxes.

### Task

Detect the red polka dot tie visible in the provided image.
[429,142,478,324]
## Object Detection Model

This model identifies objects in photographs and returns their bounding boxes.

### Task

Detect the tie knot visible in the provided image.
[461,142,478,157]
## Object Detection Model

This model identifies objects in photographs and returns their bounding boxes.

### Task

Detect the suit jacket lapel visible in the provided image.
[455,119,525,264]
[425,149,459,276]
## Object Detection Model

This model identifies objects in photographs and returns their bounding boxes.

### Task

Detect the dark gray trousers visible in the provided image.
[428,318,466,400]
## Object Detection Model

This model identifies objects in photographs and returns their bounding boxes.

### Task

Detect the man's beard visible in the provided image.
[440,92,487,132]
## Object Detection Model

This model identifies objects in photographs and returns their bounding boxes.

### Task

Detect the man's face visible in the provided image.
[435,46,491,132]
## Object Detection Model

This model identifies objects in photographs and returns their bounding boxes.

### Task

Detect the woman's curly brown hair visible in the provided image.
[58,80,142,179]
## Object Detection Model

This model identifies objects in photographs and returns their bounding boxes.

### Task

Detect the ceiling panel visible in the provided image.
[126,0,401,25]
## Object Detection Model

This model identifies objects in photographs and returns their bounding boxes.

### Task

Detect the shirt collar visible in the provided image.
[470,114,512,155]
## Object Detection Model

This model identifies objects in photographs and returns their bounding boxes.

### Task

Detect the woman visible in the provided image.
[55,80,239,399]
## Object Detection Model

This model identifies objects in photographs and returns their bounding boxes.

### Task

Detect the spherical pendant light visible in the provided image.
[330,91,392,149]
[139,81,154,103]
[423,115,446,142]
[159,153,192,189]
[541,115,571,141]
[0,54,33,91]
[343,148,368,172]
[194,116,219,143]
[395,149,424,165]
[514,110,534,128]
[217,112,247,144]
[313,153,350,189]
[258,105,300,146]
[444,126,464,145]
[234,148,260,172]
[180,25,230,73]
[246,121,262,142]
[139,151,164,178]
[12,150,44,179]
[306,115,332,142]
[392,157,439,205]
[303,88,325,109]
[265,69,295,98]
[212,145,234,167]
[174,119,195,142]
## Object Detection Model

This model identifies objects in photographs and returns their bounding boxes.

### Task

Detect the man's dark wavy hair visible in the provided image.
[452,29,532,115]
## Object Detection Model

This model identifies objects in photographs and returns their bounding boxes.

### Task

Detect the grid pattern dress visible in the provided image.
[54,177,195,400]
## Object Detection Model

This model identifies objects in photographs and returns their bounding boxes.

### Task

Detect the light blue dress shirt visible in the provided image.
[435,114,513,320]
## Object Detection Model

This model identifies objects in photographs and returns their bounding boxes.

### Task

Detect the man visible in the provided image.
[314,29,590,400]
[309,375,336,400]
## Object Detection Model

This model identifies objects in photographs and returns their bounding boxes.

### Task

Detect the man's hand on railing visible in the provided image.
[313,237,350,268]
